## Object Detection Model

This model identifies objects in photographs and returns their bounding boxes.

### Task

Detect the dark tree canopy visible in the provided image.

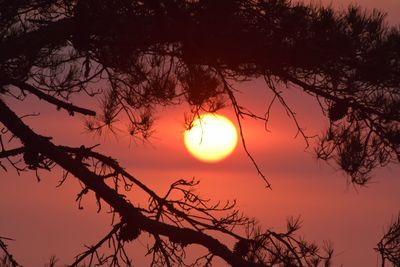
[0,0,399,266]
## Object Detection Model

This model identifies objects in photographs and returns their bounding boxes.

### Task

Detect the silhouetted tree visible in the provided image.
[0,0,399,266]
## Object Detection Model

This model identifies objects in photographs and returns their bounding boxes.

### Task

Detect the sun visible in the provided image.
[184,113,238,162]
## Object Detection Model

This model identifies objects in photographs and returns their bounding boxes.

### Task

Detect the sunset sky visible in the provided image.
[1,1,400,266]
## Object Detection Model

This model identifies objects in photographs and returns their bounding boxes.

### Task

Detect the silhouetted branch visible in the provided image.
[217,70,271,189]
[0,237,20,267]
[263,75,311,145]
[0,147,24,158]
[70,222,123,267]
[0,18,75,62]
[376,214,400,267]
[59,145,247,238]
[7,79,96,116]
[0,98,262,267]
[280,73,399,123]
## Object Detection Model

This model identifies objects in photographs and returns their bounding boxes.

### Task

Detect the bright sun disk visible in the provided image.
[184,113,238,162]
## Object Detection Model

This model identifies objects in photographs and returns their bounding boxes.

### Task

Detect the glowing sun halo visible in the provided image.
[184,113,238,162]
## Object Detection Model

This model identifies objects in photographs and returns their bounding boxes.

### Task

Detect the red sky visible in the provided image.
[1,1,399,266]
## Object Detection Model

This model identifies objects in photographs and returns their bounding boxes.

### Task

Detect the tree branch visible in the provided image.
[0,99,265,267]
[278,72,399,122]
[0,147,24,158]
[0,237,21,267]
[70,222,123,267]
[6,79,96,116]
[0,18,75,62]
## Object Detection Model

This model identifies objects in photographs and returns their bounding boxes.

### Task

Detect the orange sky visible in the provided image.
[1,1,400,266]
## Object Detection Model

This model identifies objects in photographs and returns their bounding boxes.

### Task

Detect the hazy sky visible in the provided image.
[1,1,399,266]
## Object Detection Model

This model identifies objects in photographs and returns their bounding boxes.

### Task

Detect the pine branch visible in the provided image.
[8,79,96,116]
[0,98,265,267]
[0,147,24,158]
[0,18,75,62]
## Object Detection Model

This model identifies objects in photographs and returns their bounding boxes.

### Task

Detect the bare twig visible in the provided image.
[69,222,123,267]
